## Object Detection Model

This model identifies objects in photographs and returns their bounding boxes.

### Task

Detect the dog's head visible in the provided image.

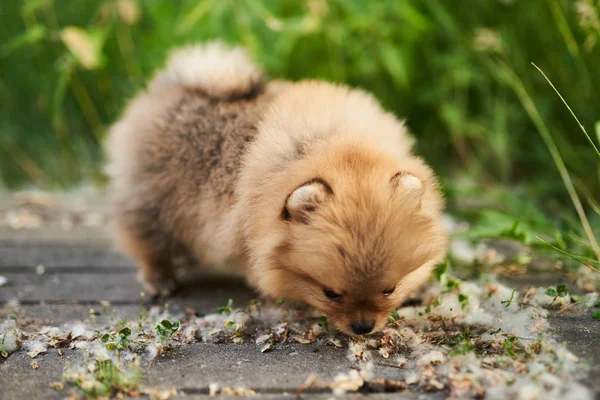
[251,147,448,335]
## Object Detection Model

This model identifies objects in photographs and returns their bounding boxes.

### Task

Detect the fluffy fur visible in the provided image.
[105,41,449,335]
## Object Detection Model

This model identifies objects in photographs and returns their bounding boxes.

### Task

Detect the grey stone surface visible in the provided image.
[0,243,133,268]
[0,344,425,400]
[0,271,143,303]
[0,348,79,400]
[550,310,600,394]
[1,271,256,311]
[0,304,143,329]
[143,342,350,389]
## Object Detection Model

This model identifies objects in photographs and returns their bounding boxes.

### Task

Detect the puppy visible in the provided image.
[105,41,448,335]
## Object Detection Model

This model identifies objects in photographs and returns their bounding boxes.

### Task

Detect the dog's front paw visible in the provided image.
[137,270,177,298]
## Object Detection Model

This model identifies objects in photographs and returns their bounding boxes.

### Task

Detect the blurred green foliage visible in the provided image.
[1,0,599,216]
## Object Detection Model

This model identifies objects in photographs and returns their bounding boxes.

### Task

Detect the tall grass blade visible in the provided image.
[494,60,600,265]
[532,63,600,160]
[537,237,600,274]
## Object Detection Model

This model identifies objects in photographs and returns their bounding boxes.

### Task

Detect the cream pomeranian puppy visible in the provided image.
[105,41,448,335]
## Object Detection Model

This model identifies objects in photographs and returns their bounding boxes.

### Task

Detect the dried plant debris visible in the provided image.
[296,269,597,399]
[1,267,598,399]
[208,383,256,396]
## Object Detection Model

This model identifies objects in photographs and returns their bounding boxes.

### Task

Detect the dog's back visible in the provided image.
[104,42,280,294]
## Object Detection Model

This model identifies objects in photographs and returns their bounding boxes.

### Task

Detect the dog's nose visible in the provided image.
[351,321,375,335]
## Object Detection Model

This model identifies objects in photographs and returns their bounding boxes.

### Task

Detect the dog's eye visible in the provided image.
[324,288,343,301]
[383,287,395,296]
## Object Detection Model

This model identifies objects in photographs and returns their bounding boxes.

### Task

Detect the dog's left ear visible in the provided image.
[283,179,332,223]
[390,172,424,209]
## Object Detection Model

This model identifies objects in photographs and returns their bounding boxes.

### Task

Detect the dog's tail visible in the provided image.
[149,40,264,100]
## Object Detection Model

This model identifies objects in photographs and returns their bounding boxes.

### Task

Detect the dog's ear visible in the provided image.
[390,172,424,209]
[283,179,332,223]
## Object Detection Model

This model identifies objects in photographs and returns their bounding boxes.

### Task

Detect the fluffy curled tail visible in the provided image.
[149,40,264,100]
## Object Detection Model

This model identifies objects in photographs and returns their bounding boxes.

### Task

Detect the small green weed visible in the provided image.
[155,319,180,342]
[224,320,236,329]
[502,336,523,358]
[433,259,462,293]
[449,341,475,357]
[434,261,449,285]
[500,289,516,308]
[217,299,233,315]
[64,358,141,398]
[545,284,569,306]
[318,316,328,330]
[100,327,132,351]
[448,328,475,357]
[458,294,470,310]
[388,309,400,323]
[245,299,262,314]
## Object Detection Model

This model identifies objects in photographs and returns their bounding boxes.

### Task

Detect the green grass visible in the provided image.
[64,358,141,399]
[1,0,599,268]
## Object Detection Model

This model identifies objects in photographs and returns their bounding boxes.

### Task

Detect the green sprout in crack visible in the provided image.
[448,341,475,357]
[500,289,516,308]
[458,294,470,310]
[593,309,600,321]
[318,316,328,330]
[434,260,449,285]
[448,328,475,357]
[224,320,236,329]
[64,358,141,398]
[503,335,523,358]
[245,299,262,315]
[545,284,568,306]
[275,298,286,305]
[447,328,471,345]
[446,279,461,292]
[489,328,502,336]
[114,317,129,333]
[137,312,147,334]
[388,309,400,323]
[421,296,441,316]
[233,323,246,338]
[155,319,180,342]
[433,259,462,293]
[100,327,132,352]
[569,294,582,304]
[217,298,233,315]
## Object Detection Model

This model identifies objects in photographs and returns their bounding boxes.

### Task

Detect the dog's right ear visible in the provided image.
[283,179,332,223]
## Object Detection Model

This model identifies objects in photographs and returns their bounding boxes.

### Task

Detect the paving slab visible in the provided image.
[0,243,133,268]
[549,310,600,394]
[0,343,428,400]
